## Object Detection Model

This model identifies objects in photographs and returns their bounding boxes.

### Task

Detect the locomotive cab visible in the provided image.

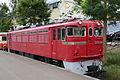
[62,20,104,74]
[65,21,103,60]
[66,26,87,59]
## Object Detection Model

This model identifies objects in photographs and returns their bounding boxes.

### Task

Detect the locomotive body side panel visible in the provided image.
[9,28,52,58]
[8,20,104,62]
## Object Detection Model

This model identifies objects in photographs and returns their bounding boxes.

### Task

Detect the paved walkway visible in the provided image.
[0,50,98,80]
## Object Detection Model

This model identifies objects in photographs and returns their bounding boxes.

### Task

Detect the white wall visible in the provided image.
[46,0,85,19]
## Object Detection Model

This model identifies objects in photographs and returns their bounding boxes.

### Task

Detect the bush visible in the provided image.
[103,52,120,65]
[102,52,120,80]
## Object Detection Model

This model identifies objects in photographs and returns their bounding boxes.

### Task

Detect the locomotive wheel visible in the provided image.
[58,60,64,68]
[19,52,25,56]
[45,57,51,63]
[29,54,34,58]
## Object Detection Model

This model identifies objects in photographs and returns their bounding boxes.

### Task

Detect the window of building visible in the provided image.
[49,2,59,10]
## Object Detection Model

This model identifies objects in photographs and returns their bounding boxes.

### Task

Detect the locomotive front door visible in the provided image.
[87,26,103,56]
[51,29,57,58]
[87,27,95,56]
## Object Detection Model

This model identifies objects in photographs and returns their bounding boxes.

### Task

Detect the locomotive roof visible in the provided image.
[9,20,102,34]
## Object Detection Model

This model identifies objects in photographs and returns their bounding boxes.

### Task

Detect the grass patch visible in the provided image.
[102,52,120,80]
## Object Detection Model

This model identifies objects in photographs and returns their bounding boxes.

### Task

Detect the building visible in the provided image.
[46,0,86,19]
[107,21,120,35]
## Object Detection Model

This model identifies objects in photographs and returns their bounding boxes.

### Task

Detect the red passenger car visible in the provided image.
[0,32,7,49]
[8,19,104,74]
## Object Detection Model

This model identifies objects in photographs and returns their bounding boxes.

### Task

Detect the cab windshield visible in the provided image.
[67,27,86,37]
[94,28,103,37]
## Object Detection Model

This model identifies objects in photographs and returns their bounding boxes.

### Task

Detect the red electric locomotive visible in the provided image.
[0,32,7,50]
[8,19,104,74]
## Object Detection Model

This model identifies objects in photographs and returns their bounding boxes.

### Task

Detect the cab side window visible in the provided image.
[67,27,86,37]
[89,28,93,36]
[81,27,86,36]
[67,27,73,36]
[52,29,56,40]
[94,28,103,37]
[57,29,61,40]
[62,28,66,40]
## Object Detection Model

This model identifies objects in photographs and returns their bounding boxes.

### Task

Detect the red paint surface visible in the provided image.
[8,20,104,62]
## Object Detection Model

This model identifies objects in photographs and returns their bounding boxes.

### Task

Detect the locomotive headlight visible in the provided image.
[97,22,101,25]
[78,21,82,24]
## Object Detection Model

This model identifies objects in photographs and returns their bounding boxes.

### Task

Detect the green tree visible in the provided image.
[10,0,19,11]
[75,0,120,21]
[0,3,12,32]
[15,0,51,25]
